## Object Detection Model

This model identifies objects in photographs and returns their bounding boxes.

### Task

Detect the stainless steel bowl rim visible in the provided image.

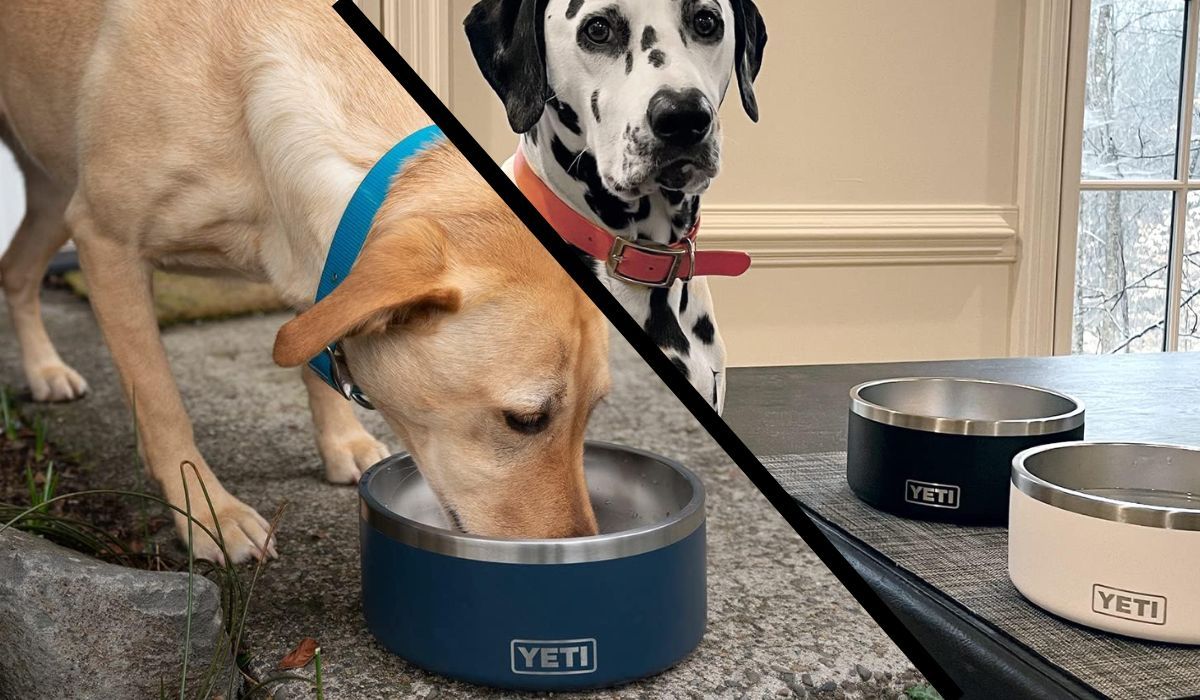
[849,377,1085,437]
[359,441,706,564]
[1012,441,1200,531]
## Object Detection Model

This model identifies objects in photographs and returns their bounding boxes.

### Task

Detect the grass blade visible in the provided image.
[42,461,57,508]
[33,414,46,462]
[179,464,196,700]
[314,647,325,700]
[1,386,17,441]
[24,460,37,510]
[222,503,288,699]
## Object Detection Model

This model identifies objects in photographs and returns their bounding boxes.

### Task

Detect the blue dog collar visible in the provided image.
[308,124,445,409]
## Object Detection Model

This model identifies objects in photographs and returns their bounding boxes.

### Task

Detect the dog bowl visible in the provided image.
[358,441,706,690]
[1010,442,1200,645]
[847,377,1085,525]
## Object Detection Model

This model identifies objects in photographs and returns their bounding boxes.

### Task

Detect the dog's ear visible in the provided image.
[731,0,768,122]
[273,220,463,367]
[464,0,549,134]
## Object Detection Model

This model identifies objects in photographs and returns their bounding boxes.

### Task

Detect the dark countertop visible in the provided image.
[725,352,1200,456]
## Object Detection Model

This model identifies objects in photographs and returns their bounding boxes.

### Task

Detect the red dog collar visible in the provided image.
[514,149,751,288]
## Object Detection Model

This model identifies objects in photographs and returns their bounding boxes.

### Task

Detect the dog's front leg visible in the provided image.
[69,200,276,564]
[301,366,389,484]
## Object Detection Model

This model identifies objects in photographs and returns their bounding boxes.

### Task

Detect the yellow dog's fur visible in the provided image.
[0,0,610,563]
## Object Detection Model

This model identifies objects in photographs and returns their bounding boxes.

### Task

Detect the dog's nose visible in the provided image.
[647,88,714,147]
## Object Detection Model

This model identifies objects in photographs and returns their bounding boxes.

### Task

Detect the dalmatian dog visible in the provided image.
[466,0,767,413]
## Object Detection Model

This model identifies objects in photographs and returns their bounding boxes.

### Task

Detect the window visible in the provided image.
[1064,0,1200,353]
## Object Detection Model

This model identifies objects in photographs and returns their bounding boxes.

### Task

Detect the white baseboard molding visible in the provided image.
[700,204,1019,267]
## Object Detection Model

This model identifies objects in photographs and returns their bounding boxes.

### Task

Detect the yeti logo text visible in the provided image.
[1093,585,1167,625]
[511,639,597,675]
[905,480,960,509]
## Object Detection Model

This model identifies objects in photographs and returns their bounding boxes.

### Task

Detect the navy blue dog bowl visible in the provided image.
[359,441,706,691]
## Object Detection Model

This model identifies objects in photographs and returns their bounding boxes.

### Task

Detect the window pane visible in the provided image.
[1191,45,1200,177]
[1073,190,1172,354]
[1081,0,1185,180]
[1182,194,1200,350]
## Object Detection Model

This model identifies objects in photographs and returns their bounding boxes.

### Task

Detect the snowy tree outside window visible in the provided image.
[1073,0,1200,353]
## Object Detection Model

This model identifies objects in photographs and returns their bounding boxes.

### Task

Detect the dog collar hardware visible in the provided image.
[606,236,697,289]
[514,148,751,288]
[308,124,445,409]
[320,344,375,410]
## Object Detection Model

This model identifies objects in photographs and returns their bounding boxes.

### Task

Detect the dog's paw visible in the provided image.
[175,495,277,565]
[319,431,390,485]
[27,362,88,402]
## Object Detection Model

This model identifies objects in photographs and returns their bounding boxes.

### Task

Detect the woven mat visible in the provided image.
[762,452,1200,700]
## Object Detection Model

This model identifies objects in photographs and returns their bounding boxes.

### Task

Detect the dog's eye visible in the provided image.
[504,410,551,435]
[584,17,613,44]
[693,10,720,37]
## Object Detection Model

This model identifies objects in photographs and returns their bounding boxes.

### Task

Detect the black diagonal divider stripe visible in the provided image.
[331,1,958,694]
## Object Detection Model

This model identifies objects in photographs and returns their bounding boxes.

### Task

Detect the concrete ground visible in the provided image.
[0,288,923,699]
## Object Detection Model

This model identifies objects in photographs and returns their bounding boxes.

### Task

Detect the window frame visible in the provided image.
[1056,0,1200,354]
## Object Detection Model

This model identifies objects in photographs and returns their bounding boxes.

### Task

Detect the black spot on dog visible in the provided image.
[591,90,601,122]
[662,188,686,206]
[641,26,658,51]
[549,98,582,135]
[693,315,715,344]
[645,288,691,355]
[671,197,700,236]
[625,124,655,160]
[587,193,634,230]
[550,137,583,178]
[671,356,691,381]
[679,27,690,47]
[649,49,667,68]
[680,283,690,314]
[566,0,585,20]
[550,136,637,230]
[625,52,634,74]
[632,197,652,222]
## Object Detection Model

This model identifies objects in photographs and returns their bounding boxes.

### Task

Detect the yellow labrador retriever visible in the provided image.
[0,0,611,563]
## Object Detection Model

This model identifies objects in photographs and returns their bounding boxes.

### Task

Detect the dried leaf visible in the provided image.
[278,637,319,670]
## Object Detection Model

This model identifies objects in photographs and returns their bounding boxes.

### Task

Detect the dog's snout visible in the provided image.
[647,88,713,147]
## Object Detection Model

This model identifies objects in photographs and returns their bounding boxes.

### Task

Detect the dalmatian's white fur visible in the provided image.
[467,0,767,412]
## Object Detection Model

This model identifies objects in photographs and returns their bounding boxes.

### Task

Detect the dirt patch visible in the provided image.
[0,388,176,570]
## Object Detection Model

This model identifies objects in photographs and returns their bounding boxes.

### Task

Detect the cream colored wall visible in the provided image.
[708,2,1022,207]
[397,0,1031,367]
[705,1,1026,366]
[710,265,1014,365]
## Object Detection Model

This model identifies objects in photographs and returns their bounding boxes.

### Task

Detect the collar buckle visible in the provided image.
[322,344,375,410]
[606,237,688,288]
